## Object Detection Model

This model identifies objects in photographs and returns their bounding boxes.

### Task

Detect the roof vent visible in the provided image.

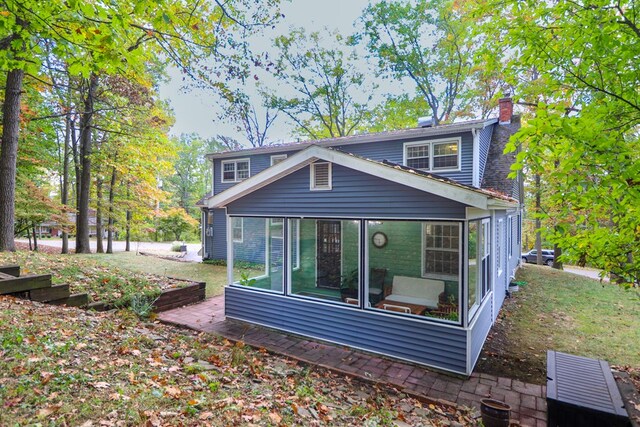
[418,117,434,128]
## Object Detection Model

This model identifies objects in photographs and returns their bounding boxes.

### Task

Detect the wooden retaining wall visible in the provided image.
[152,282,206,312]
[1,264,206,313]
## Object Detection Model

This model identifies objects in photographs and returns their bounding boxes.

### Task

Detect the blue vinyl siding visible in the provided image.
[214,151,297,195]
[213,132,475,196]
[323,132,474,184]
[211,208,227,260]
[478,124,494,184]
[225,286,469,374]
[226,164,468,218]
[469,297,493,371]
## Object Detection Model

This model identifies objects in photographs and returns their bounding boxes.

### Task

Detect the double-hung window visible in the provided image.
[222,159,250,183]
[404,138,460,171]
[423,222,460,279]
[231,217,243,243]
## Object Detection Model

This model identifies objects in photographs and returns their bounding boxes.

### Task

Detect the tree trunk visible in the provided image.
[106,165,117,254]
[553,243,563,270]
[125,182,131,252]
[0,69,24,252]
[535,173,542,265]
[95,176,104,253]
[75,74,98,254]
[31,223,38,251]
[61,112,71,254]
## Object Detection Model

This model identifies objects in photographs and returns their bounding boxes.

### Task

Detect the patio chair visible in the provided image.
[345,298,359,305]
[368,268,388,305]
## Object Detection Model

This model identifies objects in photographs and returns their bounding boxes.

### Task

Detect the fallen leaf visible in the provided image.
[269,412,282,424]
[164,386,181,398]
[36,403,62,417]
[91,382,110,389]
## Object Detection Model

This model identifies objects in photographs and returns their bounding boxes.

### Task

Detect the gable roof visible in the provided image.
[205,145,518,211]
[207,118,498,160]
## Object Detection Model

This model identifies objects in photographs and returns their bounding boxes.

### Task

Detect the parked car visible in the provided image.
[522,249,554,266]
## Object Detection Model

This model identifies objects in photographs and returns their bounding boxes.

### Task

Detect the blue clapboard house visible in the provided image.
[197,98,522,375]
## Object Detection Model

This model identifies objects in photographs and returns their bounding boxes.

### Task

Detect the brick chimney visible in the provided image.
[499,97,513,124]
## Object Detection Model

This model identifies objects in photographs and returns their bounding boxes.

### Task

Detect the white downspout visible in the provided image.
[472,128,480,188]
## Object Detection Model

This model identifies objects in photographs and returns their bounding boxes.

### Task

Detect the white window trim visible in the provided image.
[270,154,288,165]
[270,218,284,239]
[507,216,513,259]
[421,221,461,281]
[232,217,243,243]
[310,162,332,191]
[496,218,503,276]
[290,219,300,270]
[221,158,250,183]
[403,137,462,173]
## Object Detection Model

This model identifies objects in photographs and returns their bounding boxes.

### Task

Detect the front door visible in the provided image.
[316,220,341,288]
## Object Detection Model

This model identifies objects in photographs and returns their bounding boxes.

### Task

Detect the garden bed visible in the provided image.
[3,247,201,308]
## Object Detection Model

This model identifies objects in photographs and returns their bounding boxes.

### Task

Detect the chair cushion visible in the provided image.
[388,276,445,308]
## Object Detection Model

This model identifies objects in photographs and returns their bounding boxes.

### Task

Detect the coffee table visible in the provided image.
[375,299,428,315]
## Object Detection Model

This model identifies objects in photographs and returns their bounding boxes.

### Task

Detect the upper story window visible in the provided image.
[270,154,287,165]
[310,162,332,190]
[404,137,461,172]
[222,159,250,183]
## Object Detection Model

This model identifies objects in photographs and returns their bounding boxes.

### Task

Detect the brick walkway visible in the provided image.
[159,296,547,426]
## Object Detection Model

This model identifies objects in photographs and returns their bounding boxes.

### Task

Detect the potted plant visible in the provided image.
[340,268,359,300]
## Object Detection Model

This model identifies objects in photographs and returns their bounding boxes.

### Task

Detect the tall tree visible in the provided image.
[472,0,640,284]
[0,0,282,252]
[266,28,375,139]
[360,0,477,125]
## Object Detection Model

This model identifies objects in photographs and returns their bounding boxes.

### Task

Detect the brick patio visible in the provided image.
[159,296,547,426]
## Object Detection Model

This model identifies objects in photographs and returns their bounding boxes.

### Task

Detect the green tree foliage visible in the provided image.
[157,207,199,241]
[366,94,430,132]
[266,28,375,139]
[472,0,640,284]
[360,0,478,124]
[165,134,223,216]
[0,0,281,252]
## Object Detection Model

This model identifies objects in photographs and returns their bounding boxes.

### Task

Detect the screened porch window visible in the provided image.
[289,219,359,304]
[231,217,283,293]
[367,220,461,323]
[468,218,491,318]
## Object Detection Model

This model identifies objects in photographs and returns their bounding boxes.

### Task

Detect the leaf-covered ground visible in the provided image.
[2,247,191,306]
[0,296,477,426]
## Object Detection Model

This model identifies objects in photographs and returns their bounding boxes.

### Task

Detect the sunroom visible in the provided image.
[210,146,517,375]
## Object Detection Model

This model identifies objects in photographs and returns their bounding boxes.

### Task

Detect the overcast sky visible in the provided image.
[157,1,375,145]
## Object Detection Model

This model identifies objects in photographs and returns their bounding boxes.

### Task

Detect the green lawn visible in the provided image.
[0,250,171,306]
[477,264,640,383]
[82,252,228,298]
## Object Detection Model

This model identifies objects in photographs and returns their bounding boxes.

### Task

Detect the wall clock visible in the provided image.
[372,231,388,248]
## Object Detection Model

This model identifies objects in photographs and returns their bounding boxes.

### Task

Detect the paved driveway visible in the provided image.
[17,239,202,262]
